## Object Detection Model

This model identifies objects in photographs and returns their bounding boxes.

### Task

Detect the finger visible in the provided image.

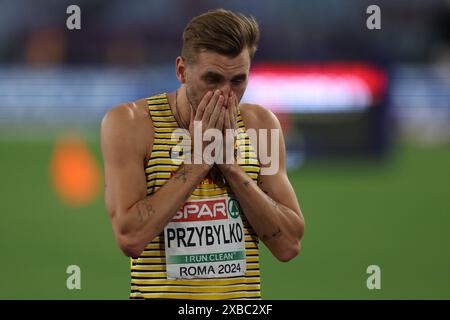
[222,101,231,130]
[232,94,239,130]
[223,107,230,131]
[227,92,236,130]
[208,94,224,128]
[229,108,235,132]
[195,90,214,121]
[216,106,226,132]
[222,110,232,163]
[225,110,237,163]
[202,90,221,124]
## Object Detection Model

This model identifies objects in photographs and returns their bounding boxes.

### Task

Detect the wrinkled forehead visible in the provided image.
[192,49,251,76]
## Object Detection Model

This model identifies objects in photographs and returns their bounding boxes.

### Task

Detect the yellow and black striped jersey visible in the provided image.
[130,93,261,300]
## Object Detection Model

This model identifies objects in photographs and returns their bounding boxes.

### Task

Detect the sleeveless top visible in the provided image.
[130,93,261,299]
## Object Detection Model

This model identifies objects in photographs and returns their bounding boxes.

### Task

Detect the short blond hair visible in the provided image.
[181,9,260,63]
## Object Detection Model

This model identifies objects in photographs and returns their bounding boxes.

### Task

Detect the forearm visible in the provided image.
[116,163,211,256]
[220,164,304,261]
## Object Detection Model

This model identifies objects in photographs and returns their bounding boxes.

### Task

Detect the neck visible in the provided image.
[171,86,192,129]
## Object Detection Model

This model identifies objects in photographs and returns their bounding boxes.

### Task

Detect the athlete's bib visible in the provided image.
[164,196,246,279]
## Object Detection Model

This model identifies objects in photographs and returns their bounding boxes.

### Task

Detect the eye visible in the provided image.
[231,79,245,85]
[205,77,220,84]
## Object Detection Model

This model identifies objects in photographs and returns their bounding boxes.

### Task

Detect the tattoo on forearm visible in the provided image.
[137,197,155,224]
[269,197,278,209]
[262,227,282,242]
[243,181,250,187]
[262,189,278,208]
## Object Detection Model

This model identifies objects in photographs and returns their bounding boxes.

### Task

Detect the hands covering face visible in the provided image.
[186,90,239,166]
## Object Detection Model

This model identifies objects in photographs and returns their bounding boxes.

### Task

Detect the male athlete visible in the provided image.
[100,9,305,299]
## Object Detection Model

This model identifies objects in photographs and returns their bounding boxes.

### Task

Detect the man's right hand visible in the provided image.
[101,99,213,257]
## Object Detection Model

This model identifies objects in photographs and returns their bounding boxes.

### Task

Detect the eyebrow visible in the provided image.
[231,73,247,81]
[201,71,224,81]
[201,71,247,82]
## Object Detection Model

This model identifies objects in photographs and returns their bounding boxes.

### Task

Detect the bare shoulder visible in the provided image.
[239,103,281,130]
[100,98,153,161]
[101,98,150,130]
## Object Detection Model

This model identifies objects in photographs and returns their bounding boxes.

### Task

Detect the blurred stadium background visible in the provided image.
[1,0,450,299]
